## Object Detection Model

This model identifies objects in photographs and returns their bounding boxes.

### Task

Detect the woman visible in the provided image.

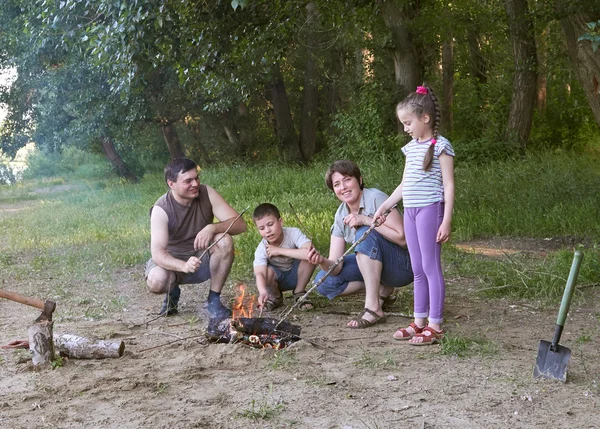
[307,160,414,328]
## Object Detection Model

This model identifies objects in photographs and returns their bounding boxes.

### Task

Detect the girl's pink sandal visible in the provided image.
[393,322,425,340]
[408,326,444,346]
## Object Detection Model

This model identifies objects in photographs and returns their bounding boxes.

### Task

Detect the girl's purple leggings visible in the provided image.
[404,202,445,324]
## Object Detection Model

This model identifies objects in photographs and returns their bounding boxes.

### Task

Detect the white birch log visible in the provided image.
[53,334,125,359]
[28,320,54,366]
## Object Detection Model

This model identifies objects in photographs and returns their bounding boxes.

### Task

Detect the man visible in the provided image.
[145,158,247,317]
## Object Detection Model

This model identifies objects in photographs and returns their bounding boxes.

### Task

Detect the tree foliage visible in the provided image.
[1,0,599,173]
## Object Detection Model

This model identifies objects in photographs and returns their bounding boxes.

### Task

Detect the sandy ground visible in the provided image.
[1,209,599,428]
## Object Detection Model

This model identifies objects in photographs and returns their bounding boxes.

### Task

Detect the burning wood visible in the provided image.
[206,283,301,349]
[206,317,301,349]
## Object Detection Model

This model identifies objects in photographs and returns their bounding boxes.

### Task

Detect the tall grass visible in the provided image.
[1,153,599,302]
[453,152,600,240]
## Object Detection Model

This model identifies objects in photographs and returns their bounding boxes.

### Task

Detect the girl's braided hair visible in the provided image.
[396,85,441,171]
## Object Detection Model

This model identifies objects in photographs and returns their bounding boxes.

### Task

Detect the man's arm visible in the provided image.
[194,185,248,250]
[150,206,197,273]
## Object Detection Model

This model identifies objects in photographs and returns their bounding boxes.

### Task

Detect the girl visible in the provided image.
[373,85,455,345]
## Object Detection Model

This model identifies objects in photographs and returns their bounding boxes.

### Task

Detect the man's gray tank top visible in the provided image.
[151,185,214,259]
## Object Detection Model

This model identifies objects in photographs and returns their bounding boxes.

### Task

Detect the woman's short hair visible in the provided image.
[325,160,363,191]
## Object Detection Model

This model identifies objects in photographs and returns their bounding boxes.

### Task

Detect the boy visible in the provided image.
[252,203,316,311]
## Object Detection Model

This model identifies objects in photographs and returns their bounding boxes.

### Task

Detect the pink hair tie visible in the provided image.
[416,86,428,94]
[431,138,437,145]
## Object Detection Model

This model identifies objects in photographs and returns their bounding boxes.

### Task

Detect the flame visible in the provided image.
[232,283,256,319]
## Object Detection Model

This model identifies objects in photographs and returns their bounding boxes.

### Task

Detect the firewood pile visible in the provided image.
[206,316,301,349]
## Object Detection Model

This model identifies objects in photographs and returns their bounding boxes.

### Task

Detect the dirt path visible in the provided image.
[1,207,599,428]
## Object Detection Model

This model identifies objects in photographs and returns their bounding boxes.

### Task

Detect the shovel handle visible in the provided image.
[555,250,583,328]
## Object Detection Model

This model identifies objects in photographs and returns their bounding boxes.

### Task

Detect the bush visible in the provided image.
[23,146,114,180]
[327,82,401,165]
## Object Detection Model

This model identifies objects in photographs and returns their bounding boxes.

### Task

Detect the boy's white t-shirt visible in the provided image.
[253,227,310,272]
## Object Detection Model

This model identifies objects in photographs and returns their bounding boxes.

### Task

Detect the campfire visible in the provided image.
[206,283,301,349]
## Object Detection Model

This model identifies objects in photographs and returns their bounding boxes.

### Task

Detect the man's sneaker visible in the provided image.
[159,285,181,316]
[206,298,232,320]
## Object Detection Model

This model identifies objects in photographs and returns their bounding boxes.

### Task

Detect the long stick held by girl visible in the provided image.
[373,85,455,346]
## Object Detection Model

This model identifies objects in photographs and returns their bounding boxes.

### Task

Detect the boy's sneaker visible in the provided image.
[159,285,181,316]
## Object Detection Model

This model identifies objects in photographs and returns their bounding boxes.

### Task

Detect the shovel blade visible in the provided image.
[533,340,571,382]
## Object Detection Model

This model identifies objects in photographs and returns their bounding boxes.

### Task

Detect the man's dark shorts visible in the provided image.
[316,227,413,300]
[145,251,211,285]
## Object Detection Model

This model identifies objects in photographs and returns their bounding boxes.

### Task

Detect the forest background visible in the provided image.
[1,0,600,294]
[1,3,600,427]
[0,0,599,177]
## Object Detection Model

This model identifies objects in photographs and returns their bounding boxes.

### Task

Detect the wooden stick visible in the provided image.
[383,312,413,319]
[288,202,314,241]
[138,335,205,353]
[197,206,249,260]
[275,210,390,328]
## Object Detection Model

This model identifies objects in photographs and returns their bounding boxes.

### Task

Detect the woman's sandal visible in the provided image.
[264,294,284,312]
[293,292,314,311]
[380,294,397,311]
[393,322,425,340]
[408,326,444,346]
[348,308,386,329]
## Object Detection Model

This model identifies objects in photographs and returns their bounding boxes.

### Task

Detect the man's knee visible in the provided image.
[211,234,234,256]
[146,268,171,294]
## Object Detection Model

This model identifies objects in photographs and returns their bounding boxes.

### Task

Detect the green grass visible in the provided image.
[445,245,600,301]
[440,333,498,358]
[1,153,600,303]
[267,349,298,370]
[237,384,284,421]
[237,398,284,421]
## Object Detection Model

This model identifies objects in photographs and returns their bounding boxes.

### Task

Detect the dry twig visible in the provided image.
[197,206,249,260]
[138,335,205,353]
[288,201,314,241]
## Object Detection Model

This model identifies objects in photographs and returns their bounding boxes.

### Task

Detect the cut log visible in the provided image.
[54,334,125,359]
[28,320,54,366]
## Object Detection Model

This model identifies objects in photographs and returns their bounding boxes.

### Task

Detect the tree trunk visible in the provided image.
[378,0,422,97]
[442,39,454,134]
[267,65,303,163]
[467,26,488,87]
[161,122,185,159]
[185,119,214,166]
[220,109,245,158]
[237,102,251,156]
[99,136,139,183]
[559,12,600,126]
[536,27,549,112]
[504,0,538,152]
[299,2,320,161]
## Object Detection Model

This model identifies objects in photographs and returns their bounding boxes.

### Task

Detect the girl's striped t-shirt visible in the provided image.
[401,136,455,208]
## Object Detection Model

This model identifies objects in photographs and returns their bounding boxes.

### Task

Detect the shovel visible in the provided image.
[533,249,583,382]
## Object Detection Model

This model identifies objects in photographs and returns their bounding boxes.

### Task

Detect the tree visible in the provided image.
[557,5,600,126]
[377,0,422,96]
[504,0,538,151]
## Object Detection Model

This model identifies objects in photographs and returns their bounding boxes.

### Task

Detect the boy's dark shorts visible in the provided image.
[270,259,301,292]
[145,251,211,285]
